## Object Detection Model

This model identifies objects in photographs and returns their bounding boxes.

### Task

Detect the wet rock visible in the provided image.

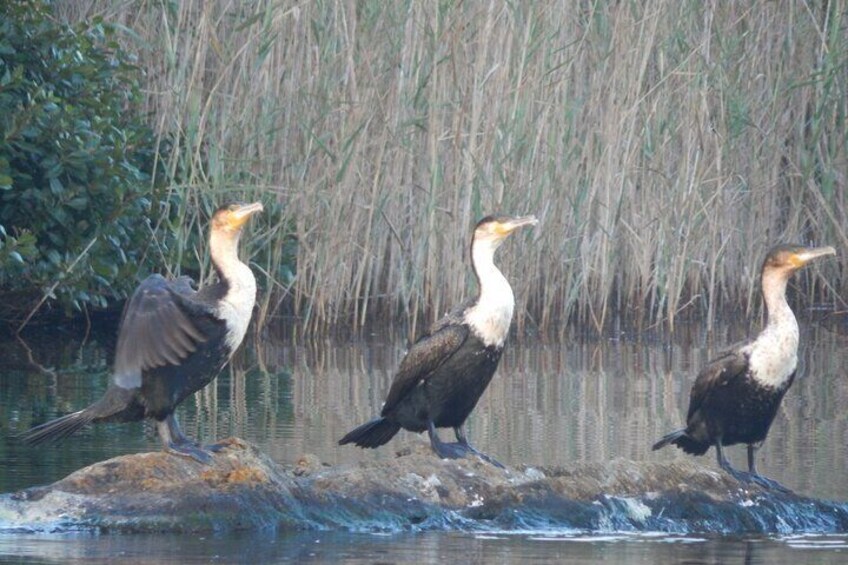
[0,438,310,533]
[2,440,847,534]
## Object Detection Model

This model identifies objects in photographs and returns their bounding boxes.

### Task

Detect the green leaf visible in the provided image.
[67,196,89,210]
[48,176,63,194]
[46,249,62,266]
[0,0,177,321]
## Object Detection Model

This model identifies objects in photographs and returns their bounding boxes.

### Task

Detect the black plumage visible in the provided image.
[652,244,835,489]
[22,202,263,463]
[339,214,537,466]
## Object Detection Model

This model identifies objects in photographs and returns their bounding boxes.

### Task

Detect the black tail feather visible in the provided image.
[21,387,137,446]
[338,417,401,449]
[20,409,97,445]
[652,428,710,456]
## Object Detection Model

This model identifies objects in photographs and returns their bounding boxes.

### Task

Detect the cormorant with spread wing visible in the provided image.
[339,215,537,466]
[652,244,835,489]
[22,202,263,463]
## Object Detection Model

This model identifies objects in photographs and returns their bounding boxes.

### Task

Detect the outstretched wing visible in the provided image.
[381,323,469,416]
[686,345,750,423]
[112,274,213,389]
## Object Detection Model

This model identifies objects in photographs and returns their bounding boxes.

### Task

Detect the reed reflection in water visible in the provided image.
[254,322,848,501]
[2,320,847,502]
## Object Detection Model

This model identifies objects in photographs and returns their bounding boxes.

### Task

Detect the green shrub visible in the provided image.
[0,0,160,324]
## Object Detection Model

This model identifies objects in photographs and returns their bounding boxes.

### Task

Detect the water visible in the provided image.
[1,530,848,564]
[1,318,847,563]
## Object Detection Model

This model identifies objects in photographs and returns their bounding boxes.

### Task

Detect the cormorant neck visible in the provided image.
[210,229,249,290]
[761,269,796,331]
[748,269,798,389]
[465,238,514,348]
[209,228,257,352]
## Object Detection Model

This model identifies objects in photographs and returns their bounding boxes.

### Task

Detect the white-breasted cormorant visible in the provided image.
[339,215,537,466]
[22,202,264,463]
[652,244,835,489]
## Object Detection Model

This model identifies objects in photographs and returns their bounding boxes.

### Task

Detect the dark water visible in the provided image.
[1,318,848,563]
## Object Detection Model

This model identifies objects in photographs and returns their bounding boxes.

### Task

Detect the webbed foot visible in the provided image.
[747,473,792,493]
[471,450,505,469]
[166,440,214,464]
[431,440,472,460]
[157,415,214,464]
[428,422,504,468]
[720,463,791,493]
[204,441,230,454]
[457,442,505,469]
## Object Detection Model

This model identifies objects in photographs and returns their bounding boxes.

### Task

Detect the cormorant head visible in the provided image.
[761,244,835,278]
[472,215,538,252]
[211,202,264,236]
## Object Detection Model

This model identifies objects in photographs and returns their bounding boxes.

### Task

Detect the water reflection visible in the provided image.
[2,530,848,564]
[2,321,848,501]
[2,321,848,562]
[258,322,848,502]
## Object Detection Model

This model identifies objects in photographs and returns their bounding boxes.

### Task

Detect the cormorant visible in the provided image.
[652,244,835,489]
[22,202,264,463]
[339,214,538,466]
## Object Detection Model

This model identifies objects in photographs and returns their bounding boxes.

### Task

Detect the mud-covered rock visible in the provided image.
[2,440,847,534]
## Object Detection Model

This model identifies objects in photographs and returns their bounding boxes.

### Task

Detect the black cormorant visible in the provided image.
[339,214,537,466]
[22,202,264,463]
[652,244,835,489]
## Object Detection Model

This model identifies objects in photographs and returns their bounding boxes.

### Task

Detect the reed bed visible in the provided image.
[56,0,847,335]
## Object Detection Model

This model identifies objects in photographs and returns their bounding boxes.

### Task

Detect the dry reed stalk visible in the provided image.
[54,0,846,335]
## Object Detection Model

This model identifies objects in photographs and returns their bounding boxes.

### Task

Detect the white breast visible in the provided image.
[744,322,799,389]
[217,264,257,354]
[464,278,515,348]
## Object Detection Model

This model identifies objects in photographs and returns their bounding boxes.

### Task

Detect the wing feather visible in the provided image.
[112,274,213,389]
[381,323,468,415]
[687,345,750,423]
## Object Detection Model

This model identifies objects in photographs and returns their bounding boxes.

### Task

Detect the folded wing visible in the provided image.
[381,323,468,415]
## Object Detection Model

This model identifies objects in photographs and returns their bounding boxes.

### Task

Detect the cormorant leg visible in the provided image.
[157,415,212,464]
[454,425,469,445]
[715,439,748,483]
[715,440,789,493]
[747,443,758,475]
[715,440,732,472]
[453,426,505,469]
[164,414,197,445]
[165,415,228,453]
[746,443,791,493]
[427,421,469,460]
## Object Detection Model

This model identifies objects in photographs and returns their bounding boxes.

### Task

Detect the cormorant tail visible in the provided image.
[21,387,137,445]
[21,408,98,445]
[652,429,710,455]
[338,417,401,448]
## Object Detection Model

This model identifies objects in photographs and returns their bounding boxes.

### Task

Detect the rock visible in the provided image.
[0,438,309,533]
[1,439,847,534]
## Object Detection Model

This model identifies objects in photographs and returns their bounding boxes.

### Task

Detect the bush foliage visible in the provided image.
[0,0,160,323]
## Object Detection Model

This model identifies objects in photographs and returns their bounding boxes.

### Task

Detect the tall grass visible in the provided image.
[57,0,847,335]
